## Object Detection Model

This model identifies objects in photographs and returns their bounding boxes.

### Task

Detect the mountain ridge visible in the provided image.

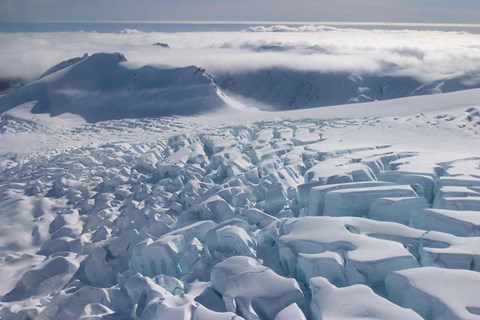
[0,53,230,122]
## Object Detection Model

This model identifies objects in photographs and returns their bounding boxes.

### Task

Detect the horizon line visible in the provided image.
[2,20,480,28]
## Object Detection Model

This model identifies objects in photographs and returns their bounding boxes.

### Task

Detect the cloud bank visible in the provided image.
[244,25,340,32]
[1,26,480,83]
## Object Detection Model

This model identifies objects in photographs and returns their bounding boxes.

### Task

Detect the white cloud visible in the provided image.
[244,25,340,32]
[1,27,480,82]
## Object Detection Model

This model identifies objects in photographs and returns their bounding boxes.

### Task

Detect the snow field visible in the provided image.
[0,83,480,318]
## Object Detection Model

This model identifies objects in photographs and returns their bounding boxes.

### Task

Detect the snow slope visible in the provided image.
[2,51,479,124]
[0,54,480,319]
[215,68,480,110]
[0,53,234,122]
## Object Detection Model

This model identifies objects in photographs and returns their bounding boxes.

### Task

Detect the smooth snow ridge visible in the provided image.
[0,53,232,122]
[0,100,479,319]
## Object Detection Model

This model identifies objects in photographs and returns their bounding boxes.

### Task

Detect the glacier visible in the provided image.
[0,48,479,320]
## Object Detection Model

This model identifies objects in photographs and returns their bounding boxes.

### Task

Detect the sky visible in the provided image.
[0,0,479,24]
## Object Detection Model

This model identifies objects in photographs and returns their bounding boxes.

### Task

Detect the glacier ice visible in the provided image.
[211,256,305,320]
[276,217,419,291]
[368,196,428,224]
[310,276,422,320]
[322,185,418,217]
[2,255,79,302]
[306,181,393,216]
[0,72,479,319]
[386,267,480,320]
[420,231,480,271]
[411,208,480,237]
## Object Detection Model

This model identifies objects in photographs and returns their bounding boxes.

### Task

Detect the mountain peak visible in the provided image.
[0,53,230,122]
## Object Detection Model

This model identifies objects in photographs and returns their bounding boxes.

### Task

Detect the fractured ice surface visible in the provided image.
[310,276,422,320]
[84,229,142,287]
[306,181,393,216]
[211,256,305,320]
[322,185,418,217]
[411,208,480,237]
[380,171,435,203]
[205,224,256,258]
[368,197,428,224]
[274,217,419,290]
[436,175,480,191]
[305,161,376,185]
[433,196,480,211]
[433,185,480,206]
[420,231,480,271]
[0,91,479,319]
[129,226,208,279]
[3,255,79,302]
[386,267,480,320]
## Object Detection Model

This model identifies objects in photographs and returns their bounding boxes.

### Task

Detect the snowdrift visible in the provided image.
[0,53,229,122]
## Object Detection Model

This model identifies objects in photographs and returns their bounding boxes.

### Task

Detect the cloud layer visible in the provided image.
[1,27,480,82]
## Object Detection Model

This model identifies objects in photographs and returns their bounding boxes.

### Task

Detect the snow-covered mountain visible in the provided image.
[215,68,480,110]
[3,51,480,122]
[0,53,231,122]
[0,52,480,320]
[0,48,480,122]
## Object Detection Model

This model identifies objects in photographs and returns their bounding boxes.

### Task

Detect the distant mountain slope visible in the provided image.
[0,78,26,95]
[215,68,480,110]
[0,53,229,122]
[2,53,479,122]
